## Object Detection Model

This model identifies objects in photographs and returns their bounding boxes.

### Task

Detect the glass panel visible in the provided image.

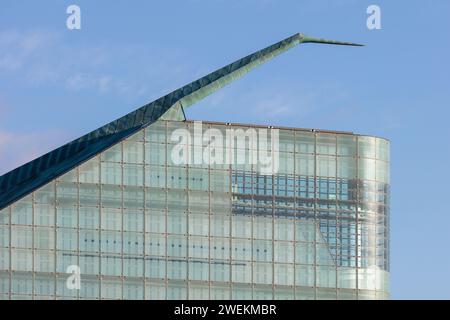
[295,132,315,154]
[35,183,55,205]
[295,264,314,287]
[232,262,251,283]
[232,239,252,261]
[123,279,144,299]
[145,210,165,234]
[34,227,55,250]
[145,233,166,257]
[56,206,77,228]
[167,281,187,299]
[206,237,226,261]
[101,278,122,299]
[79,230,100,253]
[359,158,376,181]
[317,134,336,155]
[337,135,357,156]
[56,182,78,206]
[34,204,54,226]
[102,144,122,163]
[209,169,230,193]
[101,231,121,254]
[188,213,209,236]
[79,183,100,206]
[295,154,314,176]
[123,232,143,255]
[123,141,144,164]
[11,249,32,271]
[11,199,32,225]
[11,226,32,248]
[35,274,55,296]
[189,191,209,213]
[145,166,166,188]
[358,136,376,158]
[34,250,55,272]
[274,241,294,263]
[101,162,122,185]
[188,259,209,281]
[123,164,144,186]
[0,248,10,270]
[146,122,166,143]
[101,208,122,231]
[317,156,336,177]
[124,186,144,209]
[278,129,294,153]
[57,228,78,251]
[376,138,390,161]
[0,208,9,225]
[12,273,33,294]
[167,261,187,280]
[123,209,144,232]
[101,185,122,208]
[337,157,357,179]
[145,280,166,299]
[123,257,144,277]
[167,210,186,235]
[274,263,293,285]
[146,143,166,166]
[79,206,100,229]
[101,255,122,276]
[79,157,100,184]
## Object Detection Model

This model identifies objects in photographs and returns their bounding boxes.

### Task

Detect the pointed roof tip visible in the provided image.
[297,33,364,47]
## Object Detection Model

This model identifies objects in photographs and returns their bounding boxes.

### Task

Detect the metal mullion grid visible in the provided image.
[8,204,12,299]
[76,168,80,300]
[223,152,233,300]
[142,129,147,300]
[227,128,233,299]
[186,159,190,299]
[98,157,103,300]
[271,163,275,300]
[293,131,297,300]
[207,131,214,300]
[94,158,101,300]
[313,131,317,300]
[164,128,168,300]
[228,173,233,297]
[185,121,192,299]
[250,168,254,300]
[54,168,80,299]
[355,136,360,299]
[120,142,124,299]
[31,188,35,299]
[52,178,58,300]
[333,135,338,299]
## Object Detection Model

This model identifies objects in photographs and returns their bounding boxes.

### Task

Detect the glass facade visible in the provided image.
[0,119,390,300]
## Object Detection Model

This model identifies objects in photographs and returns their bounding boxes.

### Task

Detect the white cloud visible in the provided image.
[0,29,57,71]
[0,29,195,101]
[0,130,73,176]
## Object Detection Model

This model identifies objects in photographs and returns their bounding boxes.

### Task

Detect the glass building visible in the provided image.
[0,33,389,300]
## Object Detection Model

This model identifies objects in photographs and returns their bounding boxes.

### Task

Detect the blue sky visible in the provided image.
[1,0,449,299]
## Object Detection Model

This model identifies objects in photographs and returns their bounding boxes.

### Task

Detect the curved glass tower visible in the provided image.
[0,33,389,300]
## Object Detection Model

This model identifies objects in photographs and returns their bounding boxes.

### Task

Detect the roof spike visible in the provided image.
[298,33,364,46]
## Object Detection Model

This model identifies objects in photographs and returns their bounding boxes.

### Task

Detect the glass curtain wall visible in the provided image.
[0,120,389,300]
